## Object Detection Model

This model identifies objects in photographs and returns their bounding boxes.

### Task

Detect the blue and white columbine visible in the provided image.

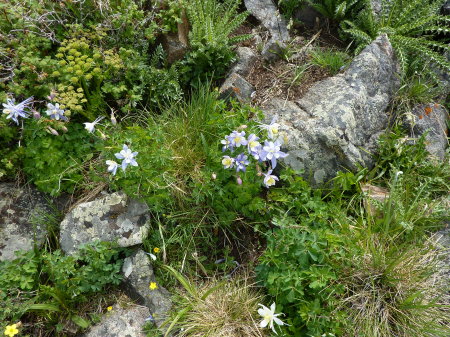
[235,153,250,172]
[2,96,33,124]
[46,102,67,121]
[259,140,288,169]
[115,144,138,171]
[228,130,248,148]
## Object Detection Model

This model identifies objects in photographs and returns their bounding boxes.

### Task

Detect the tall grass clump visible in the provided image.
[337,231,449,337]
[162,266,264,337]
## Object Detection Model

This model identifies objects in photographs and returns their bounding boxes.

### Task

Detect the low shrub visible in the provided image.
[0,241,125,335]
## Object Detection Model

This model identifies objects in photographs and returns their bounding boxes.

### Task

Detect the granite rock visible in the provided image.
[0,183,50,261]
[60,192,150,255]
[406,103,449,160]
[244,0,289,61]
[263,35,400,185]
[122,249,172,328]
[83,305,150,337]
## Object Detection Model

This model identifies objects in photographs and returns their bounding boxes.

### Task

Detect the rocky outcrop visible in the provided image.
[405,103,449,160]
[59,192,150,255]
[220,47,257,102]
[228,47,257,77]
[244,0,289,61]
[263,34,400,185]
[122,249,172,329]
[83,305,151,337]
[219,72,255,103]
[0,183,50,261]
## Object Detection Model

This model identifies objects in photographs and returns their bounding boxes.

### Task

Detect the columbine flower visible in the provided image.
[145,314,155,322]
[247,133,262,159]
[115,144,138,171]
[262,170,279,187]
[222,155,235,169]
[258,117,280,140]
[106,160,119,176]
[4,324,19,337]
[221,137,234,152]
[228,130,248,148]
[84,116,105,133]
[2,96,33,124]
[235,153,250,172]
[149,282,158,290]
[259,140,288,169]
[258,303,286,335]
[45,102,67,121]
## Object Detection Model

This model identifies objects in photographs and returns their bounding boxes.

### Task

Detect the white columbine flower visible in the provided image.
[115,144,138,171]
[222,155,235,169]
[262,170,279,187]
[106,160,119,175]
[258,302,286,334]
[84,116,105,133]
[258,117,280,140]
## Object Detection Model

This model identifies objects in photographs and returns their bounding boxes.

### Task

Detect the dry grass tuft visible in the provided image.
[339,237,449,337]
[175,275,266,337]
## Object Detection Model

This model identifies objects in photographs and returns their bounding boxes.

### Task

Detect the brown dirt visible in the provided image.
[242,29,346,107]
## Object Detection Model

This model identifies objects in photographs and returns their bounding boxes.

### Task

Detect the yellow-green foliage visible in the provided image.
[49,26,127,118]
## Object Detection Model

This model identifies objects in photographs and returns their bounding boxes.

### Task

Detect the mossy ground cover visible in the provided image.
[1,1,449,336]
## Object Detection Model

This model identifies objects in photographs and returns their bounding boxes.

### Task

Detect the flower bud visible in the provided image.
[61,126,68,133]
[238,124,248,131]
[32,110,41,119]
[211,173,217,180]
[110,110,117,125]
[46,127,59,136]
[237,176,243,185]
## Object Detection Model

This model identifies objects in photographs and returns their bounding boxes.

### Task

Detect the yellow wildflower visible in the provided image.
[149,282,158,290]
[4,324,19,337]
[107,306,113,311]
[153,247,160,253]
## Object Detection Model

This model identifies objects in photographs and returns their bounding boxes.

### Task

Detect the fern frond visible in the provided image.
[392,35,450,73]
[395,15,442,35]
[424,26,450,35]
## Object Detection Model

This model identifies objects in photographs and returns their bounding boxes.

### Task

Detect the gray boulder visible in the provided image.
[0,183,50,261]
[60,192,150,255]
[122,249,172,329]
[244,0,289,61]
[219,72,255,103]
[405,103,449,160]
[263,34,400,185]
[83,305,150,337]
[228,47,257,77]
[294,4,322,28]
